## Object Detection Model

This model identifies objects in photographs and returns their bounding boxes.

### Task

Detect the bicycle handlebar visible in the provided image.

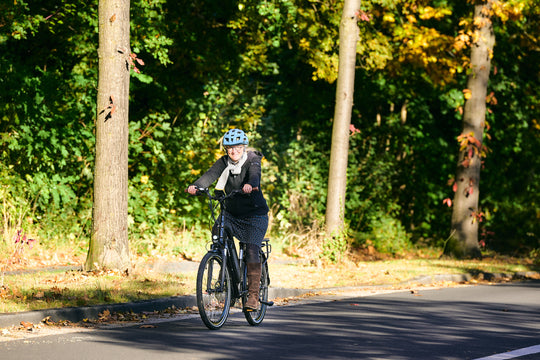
[186,186,258,222]
[186,186,259,200]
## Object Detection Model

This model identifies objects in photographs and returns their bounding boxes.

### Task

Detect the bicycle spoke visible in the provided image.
[244,253,269,326]
[197,253,231,330]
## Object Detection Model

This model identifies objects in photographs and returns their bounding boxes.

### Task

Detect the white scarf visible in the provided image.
[215,152,248,191]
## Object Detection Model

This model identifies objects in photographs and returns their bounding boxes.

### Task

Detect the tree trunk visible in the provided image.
[85,0,131,271]
[447,1,495,258]
[325,0,361,236]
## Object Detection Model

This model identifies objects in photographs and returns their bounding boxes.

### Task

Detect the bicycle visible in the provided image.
[190,187,273,330]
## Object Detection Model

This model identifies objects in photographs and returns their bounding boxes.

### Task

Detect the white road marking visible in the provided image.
[473,345,540,360]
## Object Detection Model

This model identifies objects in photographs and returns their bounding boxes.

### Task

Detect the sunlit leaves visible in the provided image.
[131,0,173,66]
[0,0,538,256]
[491,0,526,22]
[418,6,452,20]
[386,2,467,87]
[0,1,45,42]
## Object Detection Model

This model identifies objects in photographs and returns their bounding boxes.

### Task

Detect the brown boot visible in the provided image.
[245,262,261,311]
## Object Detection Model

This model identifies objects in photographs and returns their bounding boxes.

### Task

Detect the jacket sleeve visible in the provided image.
[193,156,227,188]
[247,152,263,188]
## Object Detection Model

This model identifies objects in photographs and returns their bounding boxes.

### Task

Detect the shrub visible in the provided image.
[353,212,412,255]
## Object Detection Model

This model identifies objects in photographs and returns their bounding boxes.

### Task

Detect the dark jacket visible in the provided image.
[193,151,269,217]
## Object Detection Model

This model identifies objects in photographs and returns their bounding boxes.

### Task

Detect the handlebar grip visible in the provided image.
[185,186,208,195]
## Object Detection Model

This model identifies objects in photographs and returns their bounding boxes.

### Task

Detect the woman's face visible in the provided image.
[226,145,245,162]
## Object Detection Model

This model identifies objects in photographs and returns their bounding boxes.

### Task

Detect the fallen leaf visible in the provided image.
[139,324,157,329]
[20,321,34,330]
[99,310,111,321]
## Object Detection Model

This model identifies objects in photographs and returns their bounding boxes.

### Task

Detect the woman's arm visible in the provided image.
[246,152,262,188]
[192,156,228,188]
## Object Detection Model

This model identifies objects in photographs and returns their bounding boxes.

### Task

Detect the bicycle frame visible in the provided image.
[200,188,246,300]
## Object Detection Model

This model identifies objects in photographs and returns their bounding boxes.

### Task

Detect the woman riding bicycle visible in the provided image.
[187,128,269,311]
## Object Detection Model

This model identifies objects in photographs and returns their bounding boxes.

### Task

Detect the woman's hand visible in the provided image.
[242,184,253,194]
[187,185,198,195]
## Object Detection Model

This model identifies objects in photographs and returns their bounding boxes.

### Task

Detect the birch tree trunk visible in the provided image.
[447,0,495,258]
[85,0,131,271]
[325,0,361,236]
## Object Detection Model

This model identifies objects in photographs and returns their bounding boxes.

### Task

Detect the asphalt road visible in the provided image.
[2,280,539,360]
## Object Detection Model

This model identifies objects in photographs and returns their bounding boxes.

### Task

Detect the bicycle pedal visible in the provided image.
[260,300,274,306]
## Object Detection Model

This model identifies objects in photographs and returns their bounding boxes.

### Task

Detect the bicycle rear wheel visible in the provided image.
[196,252,231,330]
[243,252,269,326]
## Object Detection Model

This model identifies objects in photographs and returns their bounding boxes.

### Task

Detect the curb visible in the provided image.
[1,271,538,329]
[0,287,310,329]
[402,271,540,285]
[0,295,197,329]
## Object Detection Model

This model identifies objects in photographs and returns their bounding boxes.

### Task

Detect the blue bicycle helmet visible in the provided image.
[222,129,249,146]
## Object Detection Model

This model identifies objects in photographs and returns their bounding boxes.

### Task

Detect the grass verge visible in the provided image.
[0,267,195,313]
[1,253,537,314]
[1,225,538,314]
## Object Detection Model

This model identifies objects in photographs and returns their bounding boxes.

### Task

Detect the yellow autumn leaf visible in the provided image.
[463,89,472,99]
[383,14,395,23]
[299,38,310,50]
[473,16,487,28]
[419,6,452,20]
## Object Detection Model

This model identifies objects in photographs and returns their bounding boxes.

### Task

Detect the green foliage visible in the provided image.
[0,1,46,43]
[266,140,329,234]
[0,164,35,241]
[131,0,173,67]
[321,234,349,263]
[530,248,540,266]
[353,211,412,255]
[473,0,540,253]
[0,0,538,261]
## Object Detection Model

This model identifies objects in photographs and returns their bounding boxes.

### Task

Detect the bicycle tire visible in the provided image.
[196,252,231,330]
[243,252,269,326]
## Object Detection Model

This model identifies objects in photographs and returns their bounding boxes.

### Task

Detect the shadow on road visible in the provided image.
[86,281,540,360]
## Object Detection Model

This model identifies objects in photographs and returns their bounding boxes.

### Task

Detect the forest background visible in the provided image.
[1,0,539,266]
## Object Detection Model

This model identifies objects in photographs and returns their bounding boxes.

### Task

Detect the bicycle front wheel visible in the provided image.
[243,252,269,326]
[196,252,231,330]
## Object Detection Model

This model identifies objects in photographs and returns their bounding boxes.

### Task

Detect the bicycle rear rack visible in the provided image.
[262,238,271,264]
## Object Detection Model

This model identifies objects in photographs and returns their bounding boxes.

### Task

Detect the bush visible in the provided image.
[353,212,412,255]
